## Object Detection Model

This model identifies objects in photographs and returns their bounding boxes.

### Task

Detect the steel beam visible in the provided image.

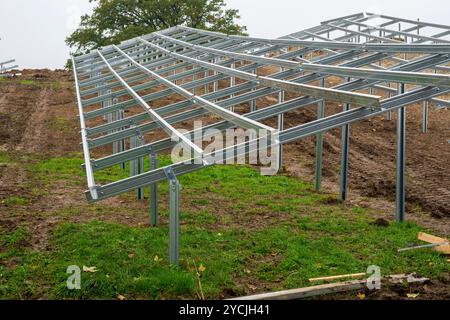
[85,85,448,202]
[88,53,448,172]
[96,50,205,159]
[112,45,274,133]
[144,35,382,107]
[303,63,450,87]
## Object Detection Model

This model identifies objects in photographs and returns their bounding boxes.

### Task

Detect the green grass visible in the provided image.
[0,151,12,164]
[1,196,30,207]
[0,155,448,299]
[19,80,35,86]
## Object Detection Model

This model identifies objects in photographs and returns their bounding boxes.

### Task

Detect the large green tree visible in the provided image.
[66,0,247,54]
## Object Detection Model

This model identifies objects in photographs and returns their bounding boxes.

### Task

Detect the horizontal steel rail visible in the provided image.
[85,85,449,202]
[303,63,450,87]
[72,57,99,200]
[96,50,205,158]
[88,53,449,171]
[179,26,450,54]
[71,13,450,204]
[112,44,274,133]
[145,34,382,107]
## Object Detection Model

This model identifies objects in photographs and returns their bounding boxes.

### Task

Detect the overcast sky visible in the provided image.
[0,0,449,69]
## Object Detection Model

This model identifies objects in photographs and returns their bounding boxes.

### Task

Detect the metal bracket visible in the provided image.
[164,167,178,182]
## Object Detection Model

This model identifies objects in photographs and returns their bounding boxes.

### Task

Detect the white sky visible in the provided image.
[0,0,449,69]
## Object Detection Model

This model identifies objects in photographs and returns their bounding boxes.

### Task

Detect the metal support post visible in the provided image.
[340,78,351,201]
[278,67,285,170]
[315,78,325,192]
[150,153,159,226]
[387,84,392,121]
[165,167,181,266]
[422,100,429,133]
[130,128,145,200]
[250,69,256,112]
[396,83,406,223]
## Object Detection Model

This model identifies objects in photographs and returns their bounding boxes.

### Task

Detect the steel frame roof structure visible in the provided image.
[0,59,18,77]
[73,12,450,265]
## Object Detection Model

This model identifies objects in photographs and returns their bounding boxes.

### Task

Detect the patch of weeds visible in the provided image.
[0,151,12,164]
[19,80,35,86]
[47,116,73,133]
[1,196,30,207]
[0,227,31,248]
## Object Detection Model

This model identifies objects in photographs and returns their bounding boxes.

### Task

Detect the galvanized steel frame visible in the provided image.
[72,12,450,264]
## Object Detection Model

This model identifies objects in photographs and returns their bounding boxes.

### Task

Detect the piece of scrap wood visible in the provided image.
[229,274,428,300]
[309,273,367,282]
[418,232,450,254]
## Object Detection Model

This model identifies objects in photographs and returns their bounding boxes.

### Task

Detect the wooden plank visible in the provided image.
[230,279,367,300]
[309,273,366,282]
[229,274,428,300]
[398,242,449,252]
[418,232,450,254]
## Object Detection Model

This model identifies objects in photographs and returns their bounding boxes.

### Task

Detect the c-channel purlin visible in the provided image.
[96,49,206,164]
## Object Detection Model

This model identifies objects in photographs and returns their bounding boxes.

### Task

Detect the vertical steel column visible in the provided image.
[278,67,285,170]
[150,153,159,226]
[213,57,218,99]
[422,100,429,133]
[204,69,208,94]
[136,136,145,200]
[165,168,181,266]
[387,83,392,121]
[192,73,197,95]
[396,83,406,223]
[315,78,325,192]
[230,62,236,112]
[118,107,126,170]
[339,78,351,201]
[250,69,256,112]
[130,128,145,200]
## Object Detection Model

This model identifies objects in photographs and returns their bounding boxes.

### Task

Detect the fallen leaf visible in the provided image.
[247,284,257,291]
[128,253,135,259]
[83,266,98,273]
[244,268,251,274]
[407,293,419,299]
[154,255,160,262]
[357,293,366,300]
[117,294,126,300]
[198,264,206,273]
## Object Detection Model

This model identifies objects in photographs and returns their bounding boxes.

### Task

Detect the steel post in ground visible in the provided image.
[165,168,181,266]
[422,100,429,133]
[150,153,159,226]
[340,79,351,201]
[396,83,406,223]
[315,78,325,192]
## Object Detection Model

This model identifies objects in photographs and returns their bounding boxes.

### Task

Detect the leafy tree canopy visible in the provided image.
[66,0,247,54]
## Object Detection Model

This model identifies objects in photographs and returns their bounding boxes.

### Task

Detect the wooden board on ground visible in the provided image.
[418,232,450,255]
[309,273,366,282]
[229,274,428,300]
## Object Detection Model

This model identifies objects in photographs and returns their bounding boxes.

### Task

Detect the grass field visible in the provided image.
[0,153,448,299]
